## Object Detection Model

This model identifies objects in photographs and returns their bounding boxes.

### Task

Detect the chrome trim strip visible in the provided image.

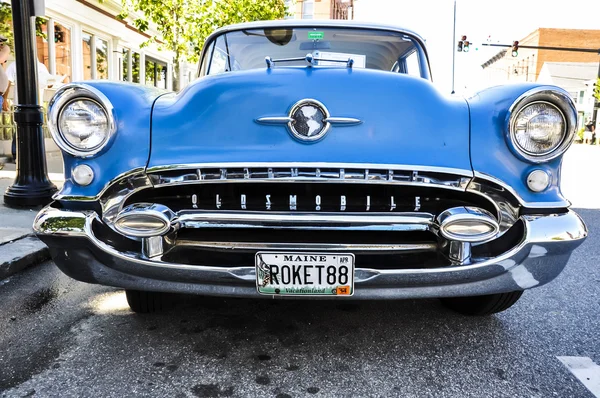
[100,173,154,224]
[255,117,294,124]
[471,171,570,209]
[146,162,475,177]
[324,117,362,125]
[176,240,438,253]
[177,211,434,232]
[147,164,472,192]
[53,167,148,202]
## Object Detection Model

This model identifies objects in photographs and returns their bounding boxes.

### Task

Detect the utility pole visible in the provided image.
[593,60,600,126]
[4,0,57,207]
[451,0,456,94]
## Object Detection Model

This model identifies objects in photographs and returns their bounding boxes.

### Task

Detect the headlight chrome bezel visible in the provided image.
[506,88,577,163]
[48,84,116,157]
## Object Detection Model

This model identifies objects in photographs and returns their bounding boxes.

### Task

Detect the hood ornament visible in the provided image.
[256,99,361,142]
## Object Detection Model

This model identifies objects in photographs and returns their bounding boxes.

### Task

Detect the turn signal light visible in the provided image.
[437,207,499,243]
[114,203,175,238]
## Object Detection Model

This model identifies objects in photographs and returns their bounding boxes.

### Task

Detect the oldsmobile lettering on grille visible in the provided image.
[191,194,422,211]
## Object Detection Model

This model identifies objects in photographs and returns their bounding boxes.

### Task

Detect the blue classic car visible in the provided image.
[34,20,587,315]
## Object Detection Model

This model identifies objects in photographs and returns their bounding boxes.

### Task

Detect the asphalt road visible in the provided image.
[1,145,599,397]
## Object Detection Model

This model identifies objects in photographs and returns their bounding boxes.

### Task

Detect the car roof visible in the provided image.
[210,19,426,45]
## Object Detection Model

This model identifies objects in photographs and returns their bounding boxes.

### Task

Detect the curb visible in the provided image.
[0,236,50,281]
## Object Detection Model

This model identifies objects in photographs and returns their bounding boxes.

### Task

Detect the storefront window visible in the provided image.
[156,63,166,89]
[145,58,167,88]
[132,52,140,83]
[145,59,155,86]
[54,22,72,83]
[302,0,314,19]
[35,18,50,71]
[82,32,93,80]
[122,48,130,81]
[96,37,108,79]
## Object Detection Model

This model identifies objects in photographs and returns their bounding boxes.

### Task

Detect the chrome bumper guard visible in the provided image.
[33,207,587,299]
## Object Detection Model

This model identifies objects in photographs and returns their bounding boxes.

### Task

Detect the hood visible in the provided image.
[149,68,471,171]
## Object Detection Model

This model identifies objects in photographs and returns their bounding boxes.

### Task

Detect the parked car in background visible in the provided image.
[34,20,586,315]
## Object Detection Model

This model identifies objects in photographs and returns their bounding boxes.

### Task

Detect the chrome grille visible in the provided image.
[148,166,472,190]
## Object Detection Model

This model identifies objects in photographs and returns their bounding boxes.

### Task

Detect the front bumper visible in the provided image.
[33,207,587,299]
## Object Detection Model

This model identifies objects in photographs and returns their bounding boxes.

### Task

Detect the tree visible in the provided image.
[116,0,287,90]
[594,77,600,103]
[0,4,47,48]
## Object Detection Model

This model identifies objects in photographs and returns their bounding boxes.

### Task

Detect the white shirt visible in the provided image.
[6,61,52,104]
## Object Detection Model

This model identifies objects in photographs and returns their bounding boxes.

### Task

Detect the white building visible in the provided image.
[4,0,198,94]
[537,62,599,129]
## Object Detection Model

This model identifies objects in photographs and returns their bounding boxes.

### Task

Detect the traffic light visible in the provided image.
[457,40,463,52]
[463,40,470,52]
[512,41,519,57]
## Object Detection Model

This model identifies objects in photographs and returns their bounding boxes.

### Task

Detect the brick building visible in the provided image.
[481,28,600,85]
[285,0,355,20]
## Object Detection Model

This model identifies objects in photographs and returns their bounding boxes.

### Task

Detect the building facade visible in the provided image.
[5,0,177,96]
[536,62,599,129]
[481,28,600,86]
[0,0,180,157]
[285,0,355,20]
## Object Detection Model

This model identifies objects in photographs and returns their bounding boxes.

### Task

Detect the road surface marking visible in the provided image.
[557,356,600,397]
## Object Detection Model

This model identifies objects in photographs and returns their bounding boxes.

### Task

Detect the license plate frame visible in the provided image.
[255,252,355,297]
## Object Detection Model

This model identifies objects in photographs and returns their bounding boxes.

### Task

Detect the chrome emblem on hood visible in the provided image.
[256,99,362,142]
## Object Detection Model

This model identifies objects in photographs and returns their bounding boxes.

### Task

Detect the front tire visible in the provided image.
[440,291,524,316]
[125,290,170,313]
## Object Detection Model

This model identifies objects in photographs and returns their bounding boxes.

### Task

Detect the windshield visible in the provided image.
[199,27,429,79]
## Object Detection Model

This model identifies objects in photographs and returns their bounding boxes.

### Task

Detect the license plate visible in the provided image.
[255,252,354,296]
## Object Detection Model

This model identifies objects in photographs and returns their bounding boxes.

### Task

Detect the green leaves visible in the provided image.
[594,78,600,103]
[119,0,286,66]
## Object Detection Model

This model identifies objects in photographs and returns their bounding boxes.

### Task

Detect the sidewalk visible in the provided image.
[0,158,64,280]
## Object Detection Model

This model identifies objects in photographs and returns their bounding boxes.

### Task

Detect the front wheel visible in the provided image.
[125,290,171,313]
[440,291,524,316]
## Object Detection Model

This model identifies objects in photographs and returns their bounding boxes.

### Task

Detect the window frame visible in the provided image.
[197,25,432,80]
[80,28,112,80]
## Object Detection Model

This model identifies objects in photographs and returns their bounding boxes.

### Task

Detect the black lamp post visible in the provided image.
[4,0,57,207]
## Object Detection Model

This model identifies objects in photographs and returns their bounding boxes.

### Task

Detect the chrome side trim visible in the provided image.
[176,240,438,253]
[177,211,434,232]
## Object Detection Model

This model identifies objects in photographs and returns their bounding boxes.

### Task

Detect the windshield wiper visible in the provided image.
[265,53,355,68]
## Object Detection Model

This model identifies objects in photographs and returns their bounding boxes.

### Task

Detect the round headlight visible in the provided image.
[507,88,576,163]
[512,102,565,156]
[48,84,116,157]
[59,99,109,151]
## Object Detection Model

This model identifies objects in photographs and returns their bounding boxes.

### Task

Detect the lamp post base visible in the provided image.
[4,181,57,208]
